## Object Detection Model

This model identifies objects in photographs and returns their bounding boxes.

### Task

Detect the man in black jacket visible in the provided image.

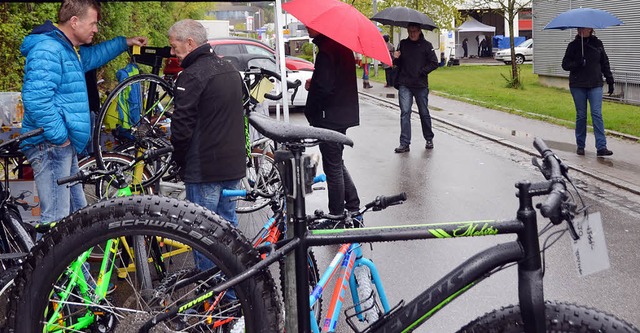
[168,19,246,270]
[562,27,614,157]
[393,23,439,153]
[304,27,361,218]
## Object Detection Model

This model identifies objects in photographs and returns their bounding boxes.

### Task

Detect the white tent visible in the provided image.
[455,17,496,58]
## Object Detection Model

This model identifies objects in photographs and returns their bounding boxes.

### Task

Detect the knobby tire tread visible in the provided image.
[6,195,283,333]
[457,300,639,333]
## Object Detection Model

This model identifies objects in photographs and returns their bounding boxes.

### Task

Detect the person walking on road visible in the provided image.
[20,0,147,224]
[304,27,361,218]
[168,19,246,270]
[393,23,440,153]
[562,27,614,157]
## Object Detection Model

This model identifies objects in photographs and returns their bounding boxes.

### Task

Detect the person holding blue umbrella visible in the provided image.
[561,27,614,157]
[545,7,622,157]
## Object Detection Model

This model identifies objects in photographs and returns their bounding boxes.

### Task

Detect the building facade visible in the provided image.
[533,0,640,104]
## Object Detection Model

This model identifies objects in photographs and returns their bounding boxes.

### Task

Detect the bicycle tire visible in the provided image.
[132,235,153,291]
[457,301,639,333]
[353,264,379,323]
[78,153,154,205]
[0,205,34,271]
[6,195,283,333]
[237,150,282,214]
[93,74,174,180]
[278,249,323,325]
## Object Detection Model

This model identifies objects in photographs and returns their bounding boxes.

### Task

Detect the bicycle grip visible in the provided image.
[366,192,407,209]
[145,146,174,160]
[57,170,87,185]
[539,185,564,220]
[313,174,326,184]
[533,137,551,157]
[222,189,247,198]
[264,92,283,101]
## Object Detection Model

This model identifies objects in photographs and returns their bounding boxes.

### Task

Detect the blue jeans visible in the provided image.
[186,180,241,272]
[318,128,360,215]
[570,86,607,150]
[23,142,87,224]
[398,86,434,146]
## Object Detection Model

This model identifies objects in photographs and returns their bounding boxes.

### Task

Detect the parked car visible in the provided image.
[163,37,314,79]
[494,39,533,64]
[223,53,312,109]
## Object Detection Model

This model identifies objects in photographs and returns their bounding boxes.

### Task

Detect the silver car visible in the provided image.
[494,39,533,64]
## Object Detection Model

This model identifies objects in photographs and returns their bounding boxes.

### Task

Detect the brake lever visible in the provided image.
[531,157,551,180]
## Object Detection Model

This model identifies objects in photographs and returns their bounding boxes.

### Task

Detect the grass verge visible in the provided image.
[359,64,640,139]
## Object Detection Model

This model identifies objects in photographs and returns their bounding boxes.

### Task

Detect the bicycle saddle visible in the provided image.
[248,113,354,147]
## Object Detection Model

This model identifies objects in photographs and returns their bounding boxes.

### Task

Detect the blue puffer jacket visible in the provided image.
[20,20,128,153]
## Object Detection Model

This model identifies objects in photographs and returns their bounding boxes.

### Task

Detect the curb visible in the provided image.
[359,90,640,196]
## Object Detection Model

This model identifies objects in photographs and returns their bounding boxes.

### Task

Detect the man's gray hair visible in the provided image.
[168,19,208,44]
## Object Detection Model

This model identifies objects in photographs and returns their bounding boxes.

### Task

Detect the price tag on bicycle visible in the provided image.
[571,211,611,276]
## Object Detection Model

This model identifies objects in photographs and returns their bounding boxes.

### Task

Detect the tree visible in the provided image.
[471,0,532,88]
[0,2,212,92]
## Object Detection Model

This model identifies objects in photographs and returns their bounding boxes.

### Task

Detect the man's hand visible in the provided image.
[608,82,614,96]
[126,36,148,47]
[305,78,311,91]
[581,58,587,67]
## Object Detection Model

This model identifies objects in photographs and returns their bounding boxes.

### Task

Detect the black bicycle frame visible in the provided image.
[139,148,548,333]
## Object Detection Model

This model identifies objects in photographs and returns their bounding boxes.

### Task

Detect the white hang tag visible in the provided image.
[570,212,610,276]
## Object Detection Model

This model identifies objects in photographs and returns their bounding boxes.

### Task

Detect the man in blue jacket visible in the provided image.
[20,0,147,224]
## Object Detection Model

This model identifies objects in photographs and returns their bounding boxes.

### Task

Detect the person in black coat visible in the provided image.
[393,24,440,153]
[561,27,614,157]
[304,27,361,217]
[168,19,246,270]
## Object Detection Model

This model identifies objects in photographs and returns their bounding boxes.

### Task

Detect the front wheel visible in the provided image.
[6,195,283,333]
[457,301,639,333]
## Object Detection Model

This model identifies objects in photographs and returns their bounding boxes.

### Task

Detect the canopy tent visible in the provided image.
[9,0,294,120]
[455,17,496,58]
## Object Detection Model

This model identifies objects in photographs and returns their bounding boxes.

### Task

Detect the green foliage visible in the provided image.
[0,3,58,91]
[1,2,212,92]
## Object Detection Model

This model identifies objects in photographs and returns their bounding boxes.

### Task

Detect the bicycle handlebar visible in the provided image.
[365,192,407,211]
[532,138,566,222]
[0,127,44,151]
[245,67,302,101]
[57,146,174,186]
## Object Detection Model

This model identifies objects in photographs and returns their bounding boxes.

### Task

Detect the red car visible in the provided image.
[164,37,314,78]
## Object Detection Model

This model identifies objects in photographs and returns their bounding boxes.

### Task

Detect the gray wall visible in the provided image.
[533,0,640,104]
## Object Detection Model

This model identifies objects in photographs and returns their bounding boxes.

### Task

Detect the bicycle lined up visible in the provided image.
[7,110,639,332]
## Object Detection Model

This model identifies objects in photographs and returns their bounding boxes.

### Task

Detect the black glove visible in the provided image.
[581,58,587,67]
[607,83,614,96]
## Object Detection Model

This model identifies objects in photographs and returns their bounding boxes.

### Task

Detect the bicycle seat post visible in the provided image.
[280,144,312,333]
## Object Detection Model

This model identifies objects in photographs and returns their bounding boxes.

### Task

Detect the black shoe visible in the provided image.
[597,148,613,156]
[425,140,434,149]
[394,145,410,153]
[576,148,585,156]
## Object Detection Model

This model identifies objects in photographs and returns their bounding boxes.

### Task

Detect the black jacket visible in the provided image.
[305,34,359,130]
[171,44,246,183]
[393,35,439,89]
[562,35,614,88]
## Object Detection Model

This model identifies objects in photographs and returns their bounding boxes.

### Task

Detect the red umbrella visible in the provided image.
[282,0,392,66]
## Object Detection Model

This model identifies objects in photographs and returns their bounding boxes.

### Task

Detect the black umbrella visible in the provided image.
[371,6,438,31]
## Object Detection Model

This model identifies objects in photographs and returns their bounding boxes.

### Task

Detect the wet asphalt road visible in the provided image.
[288,95,640,332]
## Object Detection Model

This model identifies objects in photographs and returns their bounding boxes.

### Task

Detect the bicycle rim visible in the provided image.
[93,74,174,180]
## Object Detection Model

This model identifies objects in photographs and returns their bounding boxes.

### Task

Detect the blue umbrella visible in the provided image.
[544,7,623,30]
